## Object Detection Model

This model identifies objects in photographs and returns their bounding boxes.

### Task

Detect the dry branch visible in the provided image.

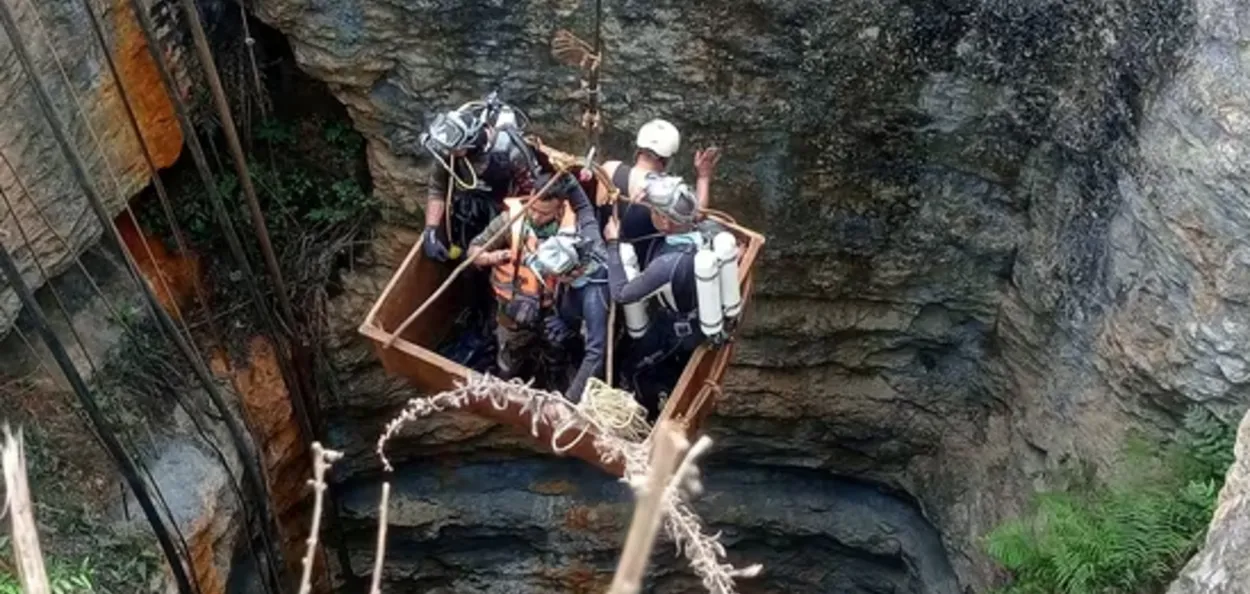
[1,424,51,594]
[298,442,343,594]
[368,482,391,594]
[609,421,689,594]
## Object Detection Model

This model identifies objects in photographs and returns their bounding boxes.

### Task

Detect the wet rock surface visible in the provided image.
[230,0,1250,590]
[339,457,960,594]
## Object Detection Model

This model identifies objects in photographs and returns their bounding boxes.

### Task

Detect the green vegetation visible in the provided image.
[985,406,1238,594]
[0,560,94,593]
[149,115,376,250]
[0,532,160,594]
[0,422,163,594]
[139,112,378,343]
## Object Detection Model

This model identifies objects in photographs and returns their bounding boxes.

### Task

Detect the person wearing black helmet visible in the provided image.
[418,95,542,262]
[603,173,723,415]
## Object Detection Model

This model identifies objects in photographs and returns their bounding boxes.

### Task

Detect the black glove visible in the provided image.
[422,226,450,261]
[544,314,572,344]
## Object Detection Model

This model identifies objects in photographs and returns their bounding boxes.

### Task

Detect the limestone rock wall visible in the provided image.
[1168,408,1250,594]
[251,0,1250,590]
[0,0,191,334]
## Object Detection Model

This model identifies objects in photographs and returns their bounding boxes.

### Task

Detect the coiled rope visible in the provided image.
[577,377,650,442]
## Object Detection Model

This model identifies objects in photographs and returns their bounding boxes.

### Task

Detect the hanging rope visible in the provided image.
[171,0,361,582]
[21,0,205,350]
[0,240,195,593]
[0,182,205,594]
[2,147,270,594]
[0,3,288,591]
[0,149,128,326]
[0,187,101,379]
[122,1,348,586]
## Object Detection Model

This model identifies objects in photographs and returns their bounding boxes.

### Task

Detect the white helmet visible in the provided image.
[635,119,681,159]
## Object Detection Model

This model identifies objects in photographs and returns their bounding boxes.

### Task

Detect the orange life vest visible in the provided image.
[490,198,558,307]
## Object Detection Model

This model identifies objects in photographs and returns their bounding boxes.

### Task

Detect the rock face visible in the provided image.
[1169,408,1250,594]
[339,458,960,594]
[0,0,191,334]
[249,0,1250,590]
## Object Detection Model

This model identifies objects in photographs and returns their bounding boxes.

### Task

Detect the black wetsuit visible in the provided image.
[427,127,540,249]
[603,164,710,415]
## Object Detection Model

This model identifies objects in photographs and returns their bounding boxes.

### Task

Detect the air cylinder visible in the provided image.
[713,231,742,319]
[694,249,724,338]
[619,243,651,339]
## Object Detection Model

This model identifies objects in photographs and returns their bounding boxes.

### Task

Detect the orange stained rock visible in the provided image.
[211,337,330,593]
[107,0,183,170]
[113,212,202,320]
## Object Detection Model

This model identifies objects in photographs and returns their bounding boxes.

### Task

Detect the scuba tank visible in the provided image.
[459,91,531,131]
[694,248,724,339]
[713,231,742,320]
[619,243,651,339]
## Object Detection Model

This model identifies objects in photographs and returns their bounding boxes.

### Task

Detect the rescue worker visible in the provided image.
[603,173,725,413]
[529,218,611,403]
[466,171,607,402]
[419,92,538,262]
[600,119,721,262]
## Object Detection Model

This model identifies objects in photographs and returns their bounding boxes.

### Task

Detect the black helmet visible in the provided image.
[419,110,487,158]
[643,174,698,224]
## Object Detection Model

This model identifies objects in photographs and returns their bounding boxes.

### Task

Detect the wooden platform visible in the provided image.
[358,163,765,477]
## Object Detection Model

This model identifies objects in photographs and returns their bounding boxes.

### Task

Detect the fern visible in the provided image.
[985,405,1238,593]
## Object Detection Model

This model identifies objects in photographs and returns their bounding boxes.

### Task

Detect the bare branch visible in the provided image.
[368,482,391,594]
[609,421,689,594]
[2,424,51,594]
[298,441,343,594]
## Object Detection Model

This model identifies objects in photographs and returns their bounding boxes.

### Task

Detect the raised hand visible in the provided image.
[694,147,722,179]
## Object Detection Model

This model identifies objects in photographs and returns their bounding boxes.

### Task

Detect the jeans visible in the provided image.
[557,280,609,403]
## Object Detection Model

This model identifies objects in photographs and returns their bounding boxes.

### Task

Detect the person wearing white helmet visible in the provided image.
[600,119,721,265]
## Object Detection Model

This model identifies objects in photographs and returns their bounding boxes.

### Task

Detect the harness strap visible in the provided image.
[611,164,633,195]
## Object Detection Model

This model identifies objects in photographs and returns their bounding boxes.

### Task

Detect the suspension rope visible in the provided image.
[0,5,288,592]
[0,238,195,594]
[21,0,204,349]
[2,144,264,580]
[0,186,102,380]
[175,0,334,521]
[70,0,229,350]
[239,4,267,116]
[164,0,358,582]
[0,15,212,589]
[7,322,204,594]
[0,149,129,326]
[176,0,302,342]
[116,1,308,589]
